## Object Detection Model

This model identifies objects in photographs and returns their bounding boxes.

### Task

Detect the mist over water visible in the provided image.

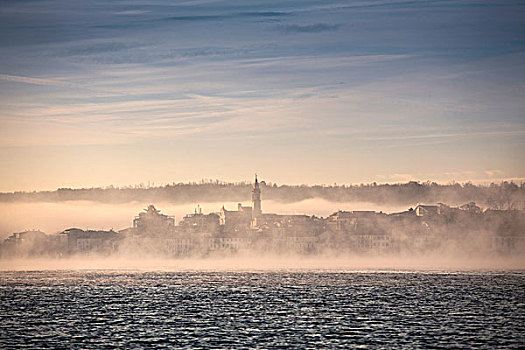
[1,199,524,270]
[1,255,524,272]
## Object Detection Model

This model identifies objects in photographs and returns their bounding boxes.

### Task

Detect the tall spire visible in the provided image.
[252,173,261,218]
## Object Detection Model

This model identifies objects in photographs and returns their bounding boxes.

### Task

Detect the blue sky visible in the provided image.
[0,0,524,190]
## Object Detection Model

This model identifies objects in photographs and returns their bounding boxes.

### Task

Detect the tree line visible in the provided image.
[0,180,523,210]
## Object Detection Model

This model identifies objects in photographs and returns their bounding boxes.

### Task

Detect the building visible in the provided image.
[180,206,220,235]
[133,205,175,235]
[61,228,120,254]
[459,202,482,214]
[325,210,392,253]
[414,204,440,217]
[0,230,50,257]
[218,175,264,233]
[219,204,252,233]
[252,174,262,219]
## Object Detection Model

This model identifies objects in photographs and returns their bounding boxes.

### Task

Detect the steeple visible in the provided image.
[252,173,262,218]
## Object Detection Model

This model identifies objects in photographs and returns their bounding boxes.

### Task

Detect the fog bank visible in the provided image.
[1,254,524,272]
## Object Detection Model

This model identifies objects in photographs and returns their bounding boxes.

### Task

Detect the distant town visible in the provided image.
[1,176,524,258]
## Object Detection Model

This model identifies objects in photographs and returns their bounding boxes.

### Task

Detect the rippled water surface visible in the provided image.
[1,270,524,349]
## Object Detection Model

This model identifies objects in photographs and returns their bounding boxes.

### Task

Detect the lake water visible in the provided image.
[1,270,524,348]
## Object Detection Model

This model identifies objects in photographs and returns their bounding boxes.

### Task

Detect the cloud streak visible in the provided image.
[363,130,525,141]
[0,74,75,87]
[282,23,340,33]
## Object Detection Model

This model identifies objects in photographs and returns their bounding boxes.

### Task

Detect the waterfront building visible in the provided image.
[0,230,50,257]
[415,204,440,217]
[325,210,392,253]
[219,204,252,233]
[61,228,120,254]
[133,205,175,234]
[180,207,220,235]
[219,175,263,232]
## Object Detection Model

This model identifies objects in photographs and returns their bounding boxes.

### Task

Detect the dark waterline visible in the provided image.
[1,271,524,349]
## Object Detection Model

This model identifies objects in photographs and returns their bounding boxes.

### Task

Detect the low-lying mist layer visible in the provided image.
[2,184,523,272]
[1,254,524,272]
[2,181,524,210]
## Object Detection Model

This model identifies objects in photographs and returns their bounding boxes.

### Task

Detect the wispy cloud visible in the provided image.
[115,10,150,16]
[58,41,143,57]
[0,74,75,87]
[363,130,525,141]
[0,0,524,188]
[234,54,413,70]
[282,23,340,33]
[484,169,504,178]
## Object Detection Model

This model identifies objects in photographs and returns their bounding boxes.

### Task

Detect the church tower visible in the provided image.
[252,174,262,218]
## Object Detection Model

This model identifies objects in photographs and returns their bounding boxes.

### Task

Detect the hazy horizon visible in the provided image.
[2,177,525,194]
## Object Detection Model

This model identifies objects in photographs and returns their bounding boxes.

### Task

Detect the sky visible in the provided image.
[0,0,524,191]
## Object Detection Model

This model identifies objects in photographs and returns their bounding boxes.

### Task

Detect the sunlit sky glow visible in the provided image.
[1,0,524,191]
